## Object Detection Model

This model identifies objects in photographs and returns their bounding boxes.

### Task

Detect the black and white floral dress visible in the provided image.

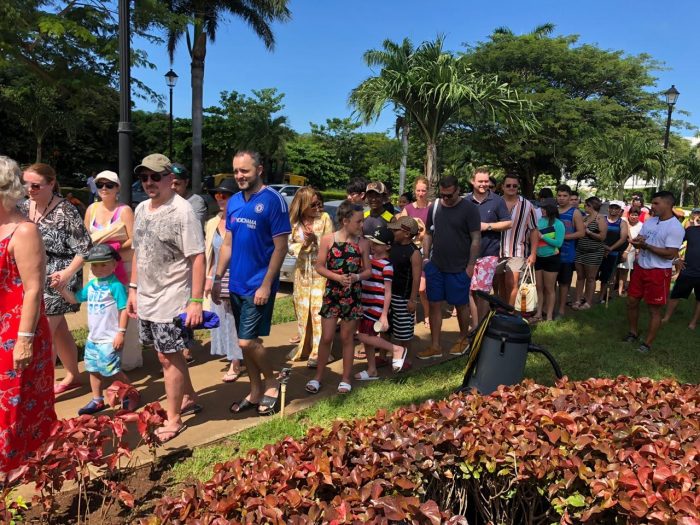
[18,198,92,316]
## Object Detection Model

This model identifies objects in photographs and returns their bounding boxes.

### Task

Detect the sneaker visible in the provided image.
[448,337,469,356]
[622,332,638,343]
[417,346,442,360]
[78,398,106,416]
[637,343,651,354]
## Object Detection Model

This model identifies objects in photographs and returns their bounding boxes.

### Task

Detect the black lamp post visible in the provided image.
[165,69,178,158]
[117,0,132,205]
[660,84,680,190]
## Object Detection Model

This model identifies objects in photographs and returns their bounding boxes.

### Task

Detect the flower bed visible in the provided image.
[148,377,700,524]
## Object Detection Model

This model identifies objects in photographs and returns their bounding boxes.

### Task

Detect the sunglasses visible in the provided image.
[504,184,519,189]
[309,201,323,209]
[96,181,117,189]
[24,182,46,191]
[139,172,164,183]
[440,190,457,200]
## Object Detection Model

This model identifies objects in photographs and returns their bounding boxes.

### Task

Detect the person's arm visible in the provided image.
[609,221,629,252]
[51,203,91,289]
[184,252,205,327]
[586,216,607,241]
[421,232,433,267]
[55,284,80,304]
[638,242,679,260]
[211,230,232,305]
[254,234,289,306]
[357,238,373,282]
[315,233,350,287]
[127,250,138,318]
[113,309,128,351]
[10,223,46,370]
[408,249,422,314]
[119,206,135,251]
[467,230,480,278]
[83,203,94,232]
[566,209,585,240]
[482,199,513,232]
[527,228,538,265]
[379,276,392,331]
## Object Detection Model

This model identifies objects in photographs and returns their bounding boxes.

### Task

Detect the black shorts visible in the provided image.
[535,254,561,273]
[670,274,700,300]
[557,262,575,285]
[598,253,620,284]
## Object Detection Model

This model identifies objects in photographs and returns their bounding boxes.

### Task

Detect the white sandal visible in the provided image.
[305,379,321,394]
[355,370,379,381]
[337,381,352,394]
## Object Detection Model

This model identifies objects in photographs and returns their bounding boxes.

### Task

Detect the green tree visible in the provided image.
[165,0,291,193]
[349,36,532,190]
[577,133,662,199]
[285,136,349,189]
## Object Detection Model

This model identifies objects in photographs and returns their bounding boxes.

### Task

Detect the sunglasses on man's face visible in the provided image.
[96,181,117,190]
[440,189,457,200]
[139,172,164,183]
[504,184,519,189]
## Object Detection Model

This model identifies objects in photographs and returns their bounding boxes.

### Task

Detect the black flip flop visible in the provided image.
[180,403,203,416]
[229,398,258,414]
[257,394,279,416]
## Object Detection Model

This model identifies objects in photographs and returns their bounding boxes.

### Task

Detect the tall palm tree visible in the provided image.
[167,0,291,192]
[578,134,662,199]
[394,113,410,195]
[349,36,531,190]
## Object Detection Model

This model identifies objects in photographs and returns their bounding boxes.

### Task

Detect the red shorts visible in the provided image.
[358,318,378,335]
[628,265,672,306]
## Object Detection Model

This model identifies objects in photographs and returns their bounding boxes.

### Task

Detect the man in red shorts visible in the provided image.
[624,191,685,353]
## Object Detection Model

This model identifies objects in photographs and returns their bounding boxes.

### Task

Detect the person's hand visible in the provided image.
[378,315,389,332]
[527,253,536,266]
[631,235,645,247]
[604,245,612,253]
[338,274,352,288]
[254,283,271,306]
[211,281,222,305]
[49,270,70,290]
[113,332,125,351]
[126,289,138,319]
[407,300,417,314]
[674,258,686,272]
[466,263,475,279]
[185,301,203,328]
[480,222,489,232]
[13,336,33,371]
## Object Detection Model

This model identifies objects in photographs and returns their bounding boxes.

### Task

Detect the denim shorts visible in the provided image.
[230,293,276,341]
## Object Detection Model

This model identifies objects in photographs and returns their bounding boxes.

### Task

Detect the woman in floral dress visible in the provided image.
[0,156,56,473]
[18,163,92,394]
[288,187,333,366]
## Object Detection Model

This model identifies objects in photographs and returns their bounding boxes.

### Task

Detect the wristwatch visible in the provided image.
[487,224,493,232]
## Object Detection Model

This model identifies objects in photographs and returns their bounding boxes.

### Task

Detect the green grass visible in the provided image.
[271,295,296,325]
[170,295,700,482]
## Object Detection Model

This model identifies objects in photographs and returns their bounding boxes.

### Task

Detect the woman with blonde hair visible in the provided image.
[19,163,91,394]
[83,170,142,370]
[288,186,333,366]
[0,156,56,471]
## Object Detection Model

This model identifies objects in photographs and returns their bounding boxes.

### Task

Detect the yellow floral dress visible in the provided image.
[289,212,333,361]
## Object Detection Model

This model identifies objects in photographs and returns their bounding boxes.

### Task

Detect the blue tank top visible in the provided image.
[604,217,623,255]
[559,207,576,263]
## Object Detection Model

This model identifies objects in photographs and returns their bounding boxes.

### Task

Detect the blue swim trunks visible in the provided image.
[84,340,122,377]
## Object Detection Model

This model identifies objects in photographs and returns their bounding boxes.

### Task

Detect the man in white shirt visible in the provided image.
[624,191,685,353]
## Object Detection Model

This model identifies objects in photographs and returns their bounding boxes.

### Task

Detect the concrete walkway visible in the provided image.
[57,308,464,466]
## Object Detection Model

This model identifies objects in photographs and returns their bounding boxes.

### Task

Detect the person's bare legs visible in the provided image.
[455,303,470,339]
[557,282,571,317]
[573,263,585,305]
[240,338,277,401]
[689,299,700,329]
[157,350,192,430]
[495,272,508,304]
[505,269,521,307]
[89,373,103,400]
[48,315,81,386]
[645,305,663,347]
[339,320,358,386]
[543,271,558,320]
[584,265,599,305]
[627,296,641,337]
[618,269,629,295]
[419,276,430,327]
[313,317,340,384]
[428,301,444,349]
[662,298,680,324]
[535,270,545,319]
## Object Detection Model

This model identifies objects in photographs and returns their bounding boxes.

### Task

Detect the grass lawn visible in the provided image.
[170,295,700,482]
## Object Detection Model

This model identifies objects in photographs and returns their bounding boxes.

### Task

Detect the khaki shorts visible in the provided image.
[495,256,527,274]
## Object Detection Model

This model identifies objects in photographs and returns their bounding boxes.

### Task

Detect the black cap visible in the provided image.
[171,163,189,180]
[209,178,237,195]
[365,224,393,245]
[86,244,121,263]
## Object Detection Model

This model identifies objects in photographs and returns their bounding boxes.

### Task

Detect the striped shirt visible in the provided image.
[361,257,393,321]
[500,196,537,258]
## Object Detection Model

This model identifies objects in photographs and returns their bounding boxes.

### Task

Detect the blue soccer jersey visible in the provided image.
[226,186,291,296]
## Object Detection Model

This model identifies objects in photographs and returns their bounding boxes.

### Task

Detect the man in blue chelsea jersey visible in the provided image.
[211,150,291,416]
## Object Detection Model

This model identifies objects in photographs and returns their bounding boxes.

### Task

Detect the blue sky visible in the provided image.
[133,0,698,136]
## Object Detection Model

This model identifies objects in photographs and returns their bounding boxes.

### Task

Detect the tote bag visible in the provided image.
[514,264,538,314]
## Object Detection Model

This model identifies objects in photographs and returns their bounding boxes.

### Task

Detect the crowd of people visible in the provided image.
[1,150,698,471]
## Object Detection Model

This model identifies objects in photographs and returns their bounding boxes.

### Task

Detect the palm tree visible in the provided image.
[167,0,291,192]
[349,36,532,190]
[578,134,662,199]
[677,147,700,206]
[394,114,410,195]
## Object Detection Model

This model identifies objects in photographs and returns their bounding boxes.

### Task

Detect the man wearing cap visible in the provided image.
[171,163,208,228]
[127,153,205,443]
[419,176,482,359]
[363,182,394,236]
[211,150,291,416]
[624,191,685,353]
[662,207,700,329]
[598,200,629,300]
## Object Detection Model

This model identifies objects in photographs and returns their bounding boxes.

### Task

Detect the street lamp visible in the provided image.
[660,84,680,190]
[117,0,132,205]
[165,69,178,158]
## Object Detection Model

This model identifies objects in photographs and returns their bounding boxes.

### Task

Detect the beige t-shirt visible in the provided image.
[133,194,205,322]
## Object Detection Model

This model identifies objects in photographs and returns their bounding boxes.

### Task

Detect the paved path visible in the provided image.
[57,311,464,467]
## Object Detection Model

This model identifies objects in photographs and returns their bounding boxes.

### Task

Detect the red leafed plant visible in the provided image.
[146,377,700,525]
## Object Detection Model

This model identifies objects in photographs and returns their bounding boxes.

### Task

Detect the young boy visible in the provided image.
[354,225,408,381]
[387,217,422,356]
[55,244,133,415]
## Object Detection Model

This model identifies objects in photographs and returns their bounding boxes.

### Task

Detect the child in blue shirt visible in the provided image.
[55,244,133,415]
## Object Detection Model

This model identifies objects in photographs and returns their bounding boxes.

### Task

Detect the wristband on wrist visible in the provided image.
[128,283,138,289]
[17,331,34,338]
[189,297,204,304]
[117,328,127,333]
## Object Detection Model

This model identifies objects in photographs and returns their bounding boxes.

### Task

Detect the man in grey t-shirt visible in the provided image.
[420,176,481,359]
[171,162,208,228]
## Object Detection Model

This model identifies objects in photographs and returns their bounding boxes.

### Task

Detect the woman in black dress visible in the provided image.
[19,163,91,394]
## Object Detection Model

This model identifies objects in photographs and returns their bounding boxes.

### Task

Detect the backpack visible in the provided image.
[104,381,141,412]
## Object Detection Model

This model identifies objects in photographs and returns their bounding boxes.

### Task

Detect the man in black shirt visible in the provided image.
[419,176,481,359]
[662,210,700,329]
